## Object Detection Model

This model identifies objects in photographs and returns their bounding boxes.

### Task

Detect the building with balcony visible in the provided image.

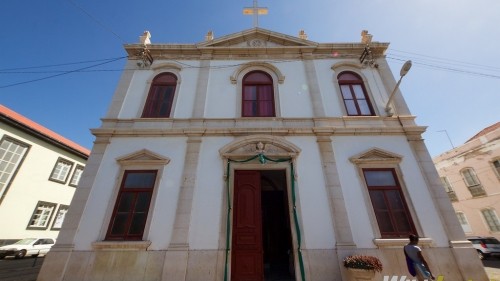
[434,122,500,239]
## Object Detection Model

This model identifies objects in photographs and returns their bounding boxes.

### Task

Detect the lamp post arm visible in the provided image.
[385,76,403,115]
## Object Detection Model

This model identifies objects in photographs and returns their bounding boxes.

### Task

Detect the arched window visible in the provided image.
[242,71,275,117]
[142,73,177,118]
[338,72,374,116]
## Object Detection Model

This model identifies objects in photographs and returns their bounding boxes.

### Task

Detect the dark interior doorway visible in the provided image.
[232,170,294,281]
[260,170,294,281]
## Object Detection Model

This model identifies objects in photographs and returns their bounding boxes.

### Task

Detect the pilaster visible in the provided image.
[302,52,326,117]
[192,53,211,118]
[316,135,356,248]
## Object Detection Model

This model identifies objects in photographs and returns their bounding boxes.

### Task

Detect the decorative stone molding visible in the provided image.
[449,240,474,248]
[92,240,151,251]
[117,149,170,166]
[151,62,183,71]
[331,61,363,71]
[373,237,433,248]
[349,148,403,165]
[219,135,301,159]
[230,62,285,84]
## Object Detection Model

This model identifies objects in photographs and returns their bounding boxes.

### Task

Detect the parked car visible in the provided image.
[0,238,55,259]
[467,236,500,260]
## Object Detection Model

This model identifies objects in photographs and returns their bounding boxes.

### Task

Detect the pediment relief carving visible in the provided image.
[117,149,170,166]
[220,135,301,159]
[349,148,402,164]
[198,28,317,48]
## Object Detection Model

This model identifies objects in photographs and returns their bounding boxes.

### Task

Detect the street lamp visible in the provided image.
[385,60,412,116]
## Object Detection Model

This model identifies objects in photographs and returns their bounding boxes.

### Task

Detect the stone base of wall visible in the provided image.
[37,246,488,281]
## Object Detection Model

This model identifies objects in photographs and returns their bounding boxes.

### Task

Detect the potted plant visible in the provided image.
[343,255,383,280]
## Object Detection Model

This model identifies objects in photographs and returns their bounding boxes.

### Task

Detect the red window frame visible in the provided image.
[338,72,374,116]
[106,170,157,241]
[142,73,177,118]
[362,168,416,238]
[242,71,275,117]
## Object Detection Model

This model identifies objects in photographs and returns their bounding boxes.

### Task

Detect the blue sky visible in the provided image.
[1,0,499,157]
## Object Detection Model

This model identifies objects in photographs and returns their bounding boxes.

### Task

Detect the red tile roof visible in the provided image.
[466,122,500,143]
[0,105,90,157]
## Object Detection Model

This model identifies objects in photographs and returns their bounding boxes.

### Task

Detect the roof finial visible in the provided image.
[243,0,268,27]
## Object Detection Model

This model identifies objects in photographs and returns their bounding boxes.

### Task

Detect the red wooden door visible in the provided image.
[232,170,264,281]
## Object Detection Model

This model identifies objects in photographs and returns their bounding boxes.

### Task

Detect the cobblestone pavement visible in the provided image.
[1,256,500,281]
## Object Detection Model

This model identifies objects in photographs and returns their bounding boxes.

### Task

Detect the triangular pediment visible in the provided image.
[349,148,402,164]
[198,28,318,48]
[117,149,170,166]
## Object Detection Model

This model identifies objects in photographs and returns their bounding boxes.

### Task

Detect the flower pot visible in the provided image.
[347,268,376,280]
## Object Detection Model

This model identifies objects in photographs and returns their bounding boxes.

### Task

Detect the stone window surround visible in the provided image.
[69,164,85,187]
[96,149,170,249]
[49,157,74,185]
[349,148,424,244]
[331,61,380,117]
[27,200,57,230]
[231,62,283,118]
[491,158,500,179]
[138,63,183,119]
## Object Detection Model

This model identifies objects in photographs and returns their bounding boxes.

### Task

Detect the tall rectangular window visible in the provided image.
[363,168,416,238]
[482,209,500,232]
[461,168,485,197]
[51,205,69,229]
[69,165,84,187]
[493,160,500,178]
[27,201,57,230]
[106,170,157,241]
[0,136,29,202]
[456,212,472,233]
[49,158,74,184]
[440,176,458,201]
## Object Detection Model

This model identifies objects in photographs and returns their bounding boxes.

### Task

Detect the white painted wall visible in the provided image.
[73,137,187,250]
[286,136,336,249]
[332,135,448,247]
[189,137,233,249]
[0,125,85,241]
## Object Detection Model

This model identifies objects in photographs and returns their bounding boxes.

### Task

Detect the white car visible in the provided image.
[0,238,55,259]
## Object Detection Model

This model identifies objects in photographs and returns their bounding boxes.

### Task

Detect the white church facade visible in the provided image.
[38,28,487,281]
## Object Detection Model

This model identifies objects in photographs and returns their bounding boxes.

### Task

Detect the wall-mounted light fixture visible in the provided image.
[385,60,412,116]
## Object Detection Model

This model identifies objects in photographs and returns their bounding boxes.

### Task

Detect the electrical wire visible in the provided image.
[0,56,127,89]
[66,0,126,44]
[0,57,129,72]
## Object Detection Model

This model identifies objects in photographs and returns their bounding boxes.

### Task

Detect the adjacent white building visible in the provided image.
[0,105,89,245]
[38,28,487,281]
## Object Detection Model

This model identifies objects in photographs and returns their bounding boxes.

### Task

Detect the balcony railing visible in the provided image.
[447,191,458,202]
[468,185,486,197]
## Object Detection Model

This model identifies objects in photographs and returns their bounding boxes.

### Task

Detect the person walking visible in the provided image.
[404,234,435,281]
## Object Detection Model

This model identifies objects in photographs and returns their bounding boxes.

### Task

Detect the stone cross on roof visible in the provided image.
[243,0,268,27]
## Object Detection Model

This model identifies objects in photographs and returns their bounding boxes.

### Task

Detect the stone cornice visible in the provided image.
[91,116,425,138]
[125,43,388,60]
